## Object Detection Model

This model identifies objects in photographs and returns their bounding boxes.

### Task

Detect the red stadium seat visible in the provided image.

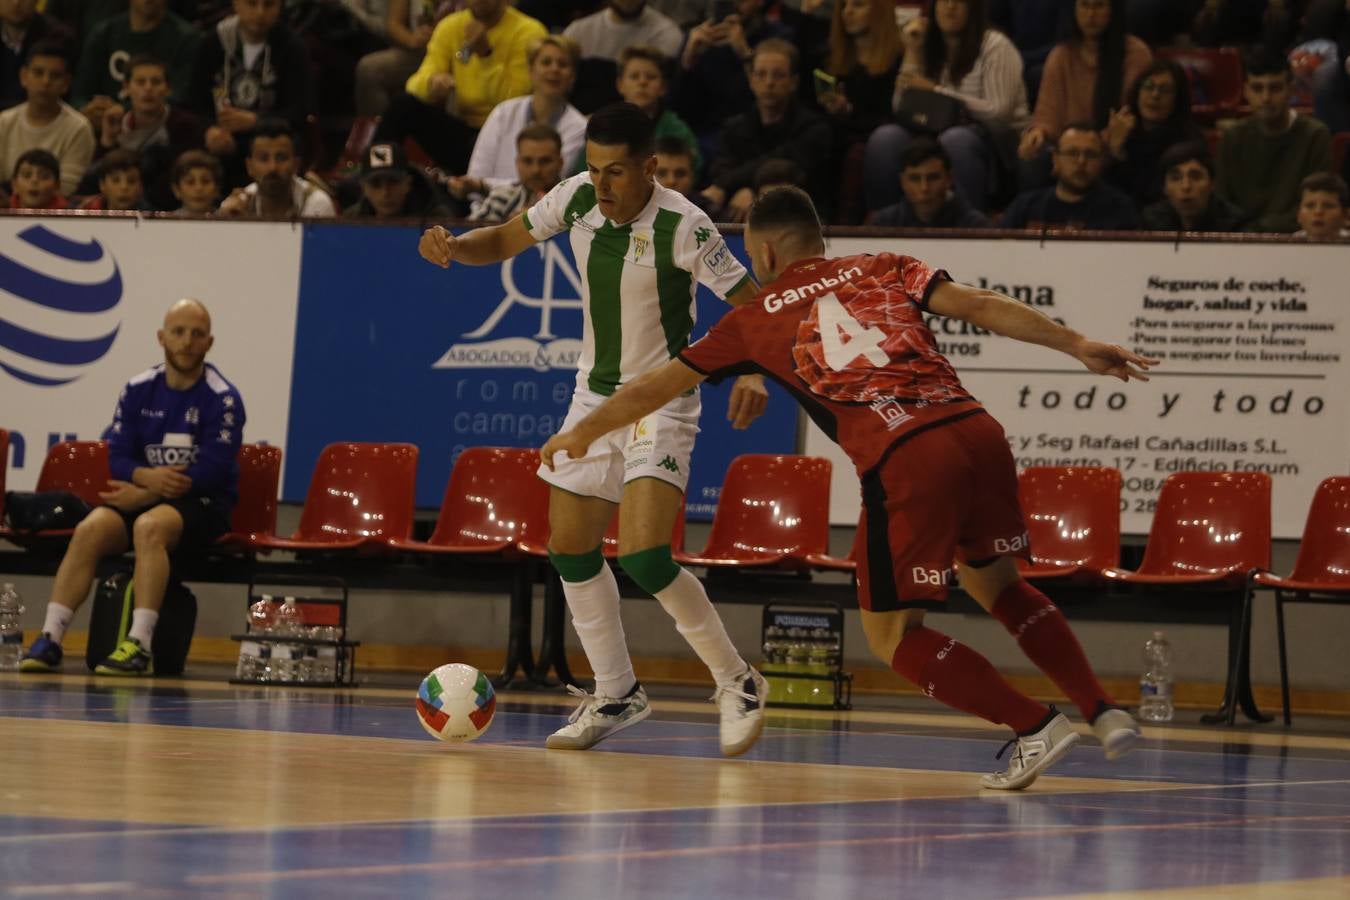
[37,440,111,508]
[393,447,550,556]
[806,545,856,574]
[1156,47,1244,121]
[216,444,282,550]
[1102,472,1270,588]
[1016,466,1121,582]
[675,454,832,571]
[1253,477,1350,724]
[323,115,380,181]
[254,442,418,553]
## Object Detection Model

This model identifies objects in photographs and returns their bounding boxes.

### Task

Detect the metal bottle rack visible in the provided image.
[759,602,852,710]
[229,575,360,687]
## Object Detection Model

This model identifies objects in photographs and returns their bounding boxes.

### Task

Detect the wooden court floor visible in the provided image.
[2,673,1349,898]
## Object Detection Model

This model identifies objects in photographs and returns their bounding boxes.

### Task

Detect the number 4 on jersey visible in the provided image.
[817,292,888,370]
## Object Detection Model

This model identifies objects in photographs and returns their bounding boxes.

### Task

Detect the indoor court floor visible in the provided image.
[2,673,1349,899]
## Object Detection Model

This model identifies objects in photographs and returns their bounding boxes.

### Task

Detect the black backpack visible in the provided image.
[3,491,91,532]
[85,570,197,676]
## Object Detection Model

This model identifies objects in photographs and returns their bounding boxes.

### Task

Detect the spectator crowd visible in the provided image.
[0,0,1346,237]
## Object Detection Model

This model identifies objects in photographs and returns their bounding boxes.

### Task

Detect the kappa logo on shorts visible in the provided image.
[658,455,681,474]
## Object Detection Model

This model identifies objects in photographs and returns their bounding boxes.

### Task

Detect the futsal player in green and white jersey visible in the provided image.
[419,103,770,757]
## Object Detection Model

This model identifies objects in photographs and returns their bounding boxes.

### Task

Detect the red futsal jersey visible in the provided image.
[680,252,985,475]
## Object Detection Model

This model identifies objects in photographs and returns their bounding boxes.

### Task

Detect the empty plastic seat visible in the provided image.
[216,444,283,550]
[675,454,832,571]
[1017,466,1121,582]
[254,442,418,553]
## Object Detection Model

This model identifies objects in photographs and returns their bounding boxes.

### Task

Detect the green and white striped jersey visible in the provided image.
[522,173,751,396]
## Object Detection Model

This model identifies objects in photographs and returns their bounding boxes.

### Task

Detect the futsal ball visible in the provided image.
[416,663,496,742]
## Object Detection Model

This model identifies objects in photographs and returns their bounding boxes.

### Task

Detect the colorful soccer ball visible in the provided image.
[416,663,496,742]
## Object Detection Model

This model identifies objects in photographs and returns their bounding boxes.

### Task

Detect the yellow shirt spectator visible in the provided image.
[405,5,546,129]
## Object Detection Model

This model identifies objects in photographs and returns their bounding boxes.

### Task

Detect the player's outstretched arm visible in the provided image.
[418,215,536,269]
[541,360,707,468]
[927,280,1159,382]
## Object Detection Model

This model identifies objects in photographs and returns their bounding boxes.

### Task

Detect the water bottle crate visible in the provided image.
[760,602,852,710]
[231,575,359,687]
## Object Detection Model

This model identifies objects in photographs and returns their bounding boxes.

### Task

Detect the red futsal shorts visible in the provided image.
[854,410,1030,611]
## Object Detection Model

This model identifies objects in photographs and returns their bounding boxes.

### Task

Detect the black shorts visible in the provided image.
[110,496,232,553]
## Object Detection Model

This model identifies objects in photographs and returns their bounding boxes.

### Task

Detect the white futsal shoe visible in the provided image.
[546,683,651,750]
[1091,706,1142,761]
[981,709,1080,791]
[714,666,769,757]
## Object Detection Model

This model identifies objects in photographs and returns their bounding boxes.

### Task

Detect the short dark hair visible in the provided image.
[171,149,223,185]
[585,102,655,159]
[23,39,69,70]
[753,158,806,192]
[13,148,60,180]
[123,53,167,84]
[1244,46,1291,80]
[747,185,823,243]
[899,137,951,173]
[753,37,799,75]
[248,118,295,155]
[1057,122,1104,148]
[97,149,140,181]
[654,135,693,160]
[1301,172,1349,206]
[618,45,669,81]
[1159,140,1213,178]
[517,122,562,153]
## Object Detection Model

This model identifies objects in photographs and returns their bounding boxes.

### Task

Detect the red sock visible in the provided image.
[990,580,1114,721]
[890,625,1049,733]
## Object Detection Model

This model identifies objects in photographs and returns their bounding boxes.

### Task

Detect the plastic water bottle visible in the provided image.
[1139,631,1175,722]
[237,594,276,680]
[0,583,24,671]
[273,597,306,683]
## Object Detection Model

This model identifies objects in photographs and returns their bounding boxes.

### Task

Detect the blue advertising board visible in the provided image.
[285,223,797,517]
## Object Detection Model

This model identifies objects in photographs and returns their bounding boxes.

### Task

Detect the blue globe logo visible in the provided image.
[0,225,122,386]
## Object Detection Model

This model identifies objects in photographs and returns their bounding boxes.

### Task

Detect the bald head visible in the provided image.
[165,298,211,332]
[158,298,214,385]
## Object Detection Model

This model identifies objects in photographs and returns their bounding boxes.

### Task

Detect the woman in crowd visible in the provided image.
[448,35,587,202]
[1018,0,1151,182]
[818,0,903,143]
[864,0,1028,212]
[1104,59,1202,207]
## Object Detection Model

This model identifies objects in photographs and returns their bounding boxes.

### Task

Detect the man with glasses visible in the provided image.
[1002,122,1137,231]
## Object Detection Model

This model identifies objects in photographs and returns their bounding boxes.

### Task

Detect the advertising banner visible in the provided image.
[807,237,1349,537]
[286,224,798,513]
[1,217,302,490]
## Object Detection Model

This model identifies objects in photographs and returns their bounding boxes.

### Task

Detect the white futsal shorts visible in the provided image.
[539,387,700,502]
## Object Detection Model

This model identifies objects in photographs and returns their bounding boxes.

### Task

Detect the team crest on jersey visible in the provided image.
[631,235,649,262]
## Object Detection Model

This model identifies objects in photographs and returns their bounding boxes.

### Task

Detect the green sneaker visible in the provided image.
[94,637,153,676]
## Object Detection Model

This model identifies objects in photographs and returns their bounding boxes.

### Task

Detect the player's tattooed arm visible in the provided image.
[928,280,1159,382]
[541,360,707,468]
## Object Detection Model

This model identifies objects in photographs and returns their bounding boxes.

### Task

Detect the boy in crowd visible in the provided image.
[653,134,695,196]
[1217,48,1332,233]
[1141,141,1246,232]
[90,54,202,210]
[870,139,992,229]
[79,148,150,210]
[1294,172,1350,241]
[613,45,700,177]
[0,40,94,195]
[170,149,223,214]
[345,140,450,218]
[71,0,200,122]
[7,147,66,208]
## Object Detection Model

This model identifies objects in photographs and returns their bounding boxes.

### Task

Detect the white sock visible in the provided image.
[128,608,158,651]
[42,602,75,644]
[563,565,637,698]
[655,568,746,686]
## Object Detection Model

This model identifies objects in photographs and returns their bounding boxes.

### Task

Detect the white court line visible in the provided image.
[7,882,135,896]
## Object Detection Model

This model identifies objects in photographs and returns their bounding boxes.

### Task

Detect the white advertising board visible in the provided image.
[806,237,1350,538]
[1,217,303,491]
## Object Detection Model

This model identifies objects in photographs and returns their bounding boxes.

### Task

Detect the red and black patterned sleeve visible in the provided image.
[678,305,752,379]
[891,254,953,312]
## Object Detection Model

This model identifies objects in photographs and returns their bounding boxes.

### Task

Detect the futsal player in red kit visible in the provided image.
[541,186,1159,790]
